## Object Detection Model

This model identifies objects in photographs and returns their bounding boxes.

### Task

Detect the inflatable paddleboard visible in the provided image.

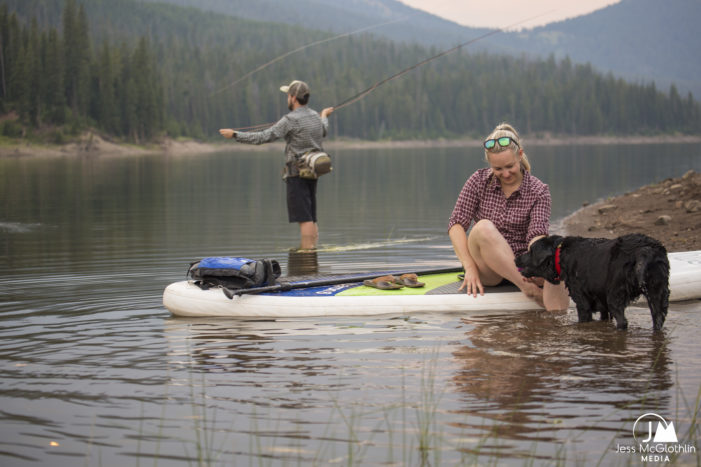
[163,251,701,318]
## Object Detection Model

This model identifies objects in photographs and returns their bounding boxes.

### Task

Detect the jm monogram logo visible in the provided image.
[633,413,678,444]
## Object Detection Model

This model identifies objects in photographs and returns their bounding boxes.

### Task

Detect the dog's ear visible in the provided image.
[543,235,563,249]
[530,240,553,267]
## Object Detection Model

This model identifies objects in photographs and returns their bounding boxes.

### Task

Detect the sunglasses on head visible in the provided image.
[484,136,520,150]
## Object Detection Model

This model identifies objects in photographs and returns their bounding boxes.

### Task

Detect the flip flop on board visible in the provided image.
[392,273,425,288]
[363,275,404,290]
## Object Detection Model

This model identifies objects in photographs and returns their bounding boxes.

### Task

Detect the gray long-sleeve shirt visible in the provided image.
[234,106,329,176]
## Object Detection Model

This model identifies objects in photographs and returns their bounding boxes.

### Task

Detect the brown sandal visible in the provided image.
[363,275,404,290]
[392,273,425,288]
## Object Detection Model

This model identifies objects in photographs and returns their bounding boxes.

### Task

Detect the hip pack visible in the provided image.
[188,257,281,290]
[297,151,332,179]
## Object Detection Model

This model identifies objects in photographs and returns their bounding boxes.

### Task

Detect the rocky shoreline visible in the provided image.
[561,170,701,252]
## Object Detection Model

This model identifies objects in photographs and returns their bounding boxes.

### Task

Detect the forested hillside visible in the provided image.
[1,0,699,144]
[0,0,162,142]
[135,0,701,99]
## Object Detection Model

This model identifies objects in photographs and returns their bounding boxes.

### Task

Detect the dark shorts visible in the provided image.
[286,177,318,223]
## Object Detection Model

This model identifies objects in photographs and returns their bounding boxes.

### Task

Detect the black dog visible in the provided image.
[515,234,670,330]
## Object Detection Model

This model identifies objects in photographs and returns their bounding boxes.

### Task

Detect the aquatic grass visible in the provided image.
[329,398,388,465]
[669,377,701,465]
[414,347,446,467]
[161,380,698,466]
[184,371,217,466]
[133,332,701,467]
[143,340,237,467]
[247,406,286,467]
[282,347,453,466]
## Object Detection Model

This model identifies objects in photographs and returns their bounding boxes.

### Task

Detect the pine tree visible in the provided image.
[94,41,117,133]
[0,4,8,108]
[63,0,90,119]
[27,18,41,126]
[44,28,66,124]
[131,37,162,141]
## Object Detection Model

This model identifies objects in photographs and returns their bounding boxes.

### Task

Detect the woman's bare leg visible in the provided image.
[467,220,544,306]
[543,282,569,310]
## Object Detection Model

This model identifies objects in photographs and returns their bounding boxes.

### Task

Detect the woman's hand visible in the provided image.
[523,276,544,287]
[219,129,236,139]
[460,264,484,297]
[320,107,334,118]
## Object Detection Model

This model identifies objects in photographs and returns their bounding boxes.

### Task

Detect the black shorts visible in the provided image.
[286,177,318,223]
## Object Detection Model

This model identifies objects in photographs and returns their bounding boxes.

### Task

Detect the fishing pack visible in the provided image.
[188,257,281,290]
[297,150,332,179]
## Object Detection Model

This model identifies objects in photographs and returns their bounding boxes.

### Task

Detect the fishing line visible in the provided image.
[211,16,408,97]
[213,0,458,96]
[231,11,554,131]
[332,12,553,111]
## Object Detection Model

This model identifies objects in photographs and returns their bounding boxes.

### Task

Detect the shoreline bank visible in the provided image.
[561,170,700,252]
[2,133,700,158]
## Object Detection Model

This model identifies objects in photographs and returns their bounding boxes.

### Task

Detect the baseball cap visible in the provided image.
[280,80,310,99]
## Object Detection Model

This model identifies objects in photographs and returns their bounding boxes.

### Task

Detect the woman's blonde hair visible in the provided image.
[484,122,531,172]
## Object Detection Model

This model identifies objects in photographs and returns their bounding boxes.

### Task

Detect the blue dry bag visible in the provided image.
[188,256,281,290]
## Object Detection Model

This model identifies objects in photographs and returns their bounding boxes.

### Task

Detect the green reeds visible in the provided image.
[133,342,700,467]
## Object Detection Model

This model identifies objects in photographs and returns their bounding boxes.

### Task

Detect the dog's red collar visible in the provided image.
[554,243,563,280]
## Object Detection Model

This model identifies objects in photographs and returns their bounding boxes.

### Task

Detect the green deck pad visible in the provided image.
[338,272,462,296]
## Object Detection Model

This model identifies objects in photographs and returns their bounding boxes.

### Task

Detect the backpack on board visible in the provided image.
[187,257,281,290]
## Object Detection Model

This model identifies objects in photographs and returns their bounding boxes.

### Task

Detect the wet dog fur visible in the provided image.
[515,233,670,330]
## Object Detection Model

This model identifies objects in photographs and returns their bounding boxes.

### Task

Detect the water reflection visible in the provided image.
[287,249,319,276]
[452,309,673,460]
[1,145,700,466]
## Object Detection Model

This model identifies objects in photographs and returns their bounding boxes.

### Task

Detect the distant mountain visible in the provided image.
[136,0,487,46]
[138,0,701,98]
[494,0,701,98]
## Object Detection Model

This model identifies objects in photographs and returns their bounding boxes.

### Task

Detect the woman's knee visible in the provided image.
[469,219,501,243]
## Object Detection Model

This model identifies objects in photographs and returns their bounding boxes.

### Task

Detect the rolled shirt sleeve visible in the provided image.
[448,171,482,231]
[234,116,290,145]
[234,107,327,173]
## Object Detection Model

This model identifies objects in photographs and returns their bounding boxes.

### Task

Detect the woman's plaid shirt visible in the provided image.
[448,168,551,256]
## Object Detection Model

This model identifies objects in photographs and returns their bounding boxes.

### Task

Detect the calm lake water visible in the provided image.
[1,143,700,466]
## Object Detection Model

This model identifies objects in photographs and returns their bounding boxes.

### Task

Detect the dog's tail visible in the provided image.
[634,246,670,331]
[633,247,668,290]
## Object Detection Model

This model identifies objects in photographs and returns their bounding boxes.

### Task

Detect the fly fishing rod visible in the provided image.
[230,11,553,132]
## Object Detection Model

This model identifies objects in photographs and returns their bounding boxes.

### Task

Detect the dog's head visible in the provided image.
[515,235,564,284]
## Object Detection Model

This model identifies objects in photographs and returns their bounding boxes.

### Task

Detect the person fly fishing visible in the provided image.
[219,80,334,250]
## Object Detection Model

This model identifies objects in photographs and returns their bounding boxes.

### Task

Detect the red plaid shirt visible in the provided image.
[448,168,551,256]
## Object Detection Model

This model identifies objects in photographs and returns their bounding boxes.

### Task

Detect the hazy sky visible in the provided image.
[397,0,621,29]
